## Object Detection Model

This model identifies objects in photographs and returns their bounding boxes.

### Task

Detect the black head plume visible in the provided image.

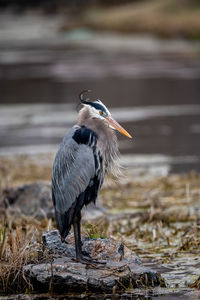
[78,90,108,114]
[79,90,92,104]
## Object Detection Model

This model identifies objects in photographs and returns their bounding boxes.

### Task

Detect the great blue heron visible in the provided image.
[52,90,132,264]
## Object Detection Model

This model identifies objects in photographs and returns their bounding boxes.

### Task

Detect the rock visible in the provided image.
[2,183,54,219]
[24,230,165,293]
[1,183,105,221]
[42,230,142,264]
[82,203,106,222]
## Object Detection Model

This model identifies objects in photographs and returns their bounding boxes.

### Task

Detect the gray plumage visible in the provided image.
[52,125,98,238]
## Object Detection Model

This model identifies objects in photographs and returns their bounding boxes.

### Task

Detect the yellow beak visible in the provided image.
[105,116,132,138]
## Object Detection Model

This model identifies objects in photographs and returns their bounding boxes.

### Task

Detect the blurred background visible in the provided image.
[0,3,200,296]
[0,0,200,175]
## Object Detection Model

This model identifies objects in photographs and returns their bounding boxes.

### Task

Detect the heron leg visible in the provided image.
[77,211,83,247]
[73,221,82,258]
[73,214,106,265]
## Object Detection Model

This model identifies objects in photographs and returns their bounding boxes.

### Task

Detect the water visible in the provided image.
[0,29,200,174]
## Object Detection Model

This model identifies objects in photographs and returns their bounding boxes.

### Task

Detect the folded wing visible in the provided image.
[51,126,97,239]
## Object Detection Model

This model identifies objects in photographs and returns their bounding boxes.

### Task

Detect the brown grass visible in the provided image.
[0,155,54,294]
[190,276,200,289]
[0,154,53,188]
[83,0,200,38]
[0,215,52,294]
[0,226,32,293]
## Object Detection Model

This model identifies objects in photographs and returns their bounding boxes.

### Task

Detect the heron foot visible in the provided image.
[81,252,106,264]
[75,253,106,265]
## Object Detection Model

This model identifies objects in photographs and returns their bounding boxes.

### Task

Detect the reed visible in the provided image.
[0,223,43,294]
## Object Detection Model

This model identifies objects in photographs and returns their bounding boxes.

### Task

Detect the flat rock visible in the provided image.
[2,182,54,219]
[24,230,165,293]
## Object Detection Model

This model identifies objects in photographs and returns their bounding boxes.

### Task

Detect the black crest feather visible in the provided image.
[79,90,92,104]
[78,90,107,114]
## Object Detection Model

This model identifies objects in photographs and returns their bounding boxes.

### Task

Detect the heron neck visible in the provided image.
[78,107,115,141]
[77,107,118,167]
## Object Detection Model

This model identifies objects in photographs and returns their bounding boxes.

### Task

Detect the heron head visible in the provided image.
[79,90,132,138]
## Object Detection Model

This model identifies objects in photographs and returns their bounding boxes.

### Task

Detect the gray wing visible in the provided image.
[52,125,96,213]
[52,126,95,239]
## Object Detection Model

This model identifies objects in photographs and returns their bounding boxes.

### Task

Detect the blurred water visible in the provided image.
[0,32,200,173]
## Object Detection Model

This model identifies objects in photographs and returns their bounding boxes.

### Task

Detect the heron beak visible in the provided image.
[105,116,132,138]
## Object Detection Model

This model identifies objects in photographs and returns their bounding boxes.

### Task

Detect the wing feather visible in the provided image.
[52,126,96,214]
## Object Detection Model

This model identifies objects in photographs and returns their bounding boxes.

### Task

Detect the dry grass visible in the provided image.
[0,226,31,293]
[0,215,53,294]
[0,226,33,293]
[0,155,54,294]
[0,154,53,188]
[100,172,200,258]
[83,0,200,38]
[83,221,108,239]
[191,276,200,289]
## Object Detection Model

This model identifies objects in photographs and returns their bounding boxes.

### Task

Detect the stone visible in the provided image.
[24,230,165,293]
[2,183,54,219]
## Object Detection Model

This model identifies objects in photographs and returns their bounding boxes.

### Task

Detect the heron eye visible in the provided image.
[99,110,104,116]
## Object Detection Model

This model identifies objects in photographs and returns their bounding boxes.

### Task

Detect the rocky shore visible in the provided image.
[24,230,165,294]
[0,167,200,297]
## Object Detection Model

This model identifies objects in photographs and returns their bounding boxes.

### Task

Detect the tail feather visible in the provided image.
[53,191,85,241]
[55,209,72,240]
